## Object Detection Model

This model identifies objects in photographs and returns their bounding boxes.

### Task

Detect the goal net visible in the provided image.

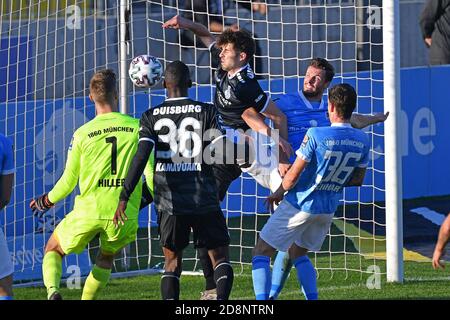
[1,0,389,285]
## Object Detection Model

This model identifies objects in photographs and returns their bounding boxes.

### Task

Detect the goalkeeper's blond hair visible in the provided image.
[89,69,117,105]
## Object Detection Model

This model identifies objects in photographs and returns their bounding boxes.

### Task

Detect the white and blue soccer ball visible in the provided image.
[129,54,163,88]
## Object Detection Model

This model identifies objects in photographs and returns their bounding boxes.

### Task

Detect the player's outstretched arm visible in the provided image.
[350,112,389,129]
[33,134,82,210]
[162,15,215,49]
[432,214,450,270]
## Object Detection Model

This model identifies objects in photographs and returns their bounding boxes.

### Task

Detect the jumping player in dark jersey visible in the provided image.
[114,61,234,300]
[163,15,293,300]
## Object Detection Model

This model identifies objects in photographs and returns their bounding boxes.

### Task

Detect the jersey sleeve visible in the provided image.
[235,79,269,113]
[1,136,14,175]
[209,41,221,64]
[205,103,220,131]
[48,132,82,203]
[143,150,155,197]
[295,129,316,162]
[139,111,156,145]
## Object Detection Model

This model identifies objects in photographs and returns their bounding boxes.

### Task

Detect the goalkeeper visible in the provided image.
[30,70,153,300]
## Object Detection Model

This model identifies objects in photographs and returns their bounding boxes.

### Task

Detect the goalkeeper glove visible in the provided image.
[30,193,54,213]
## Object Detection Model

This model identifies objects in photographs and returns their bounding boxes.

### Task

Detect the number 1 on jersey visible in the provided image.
[106,136,117,175]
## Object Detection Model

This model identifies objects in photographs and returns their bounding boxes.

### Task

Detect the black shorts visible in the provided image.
[158,210,230,252]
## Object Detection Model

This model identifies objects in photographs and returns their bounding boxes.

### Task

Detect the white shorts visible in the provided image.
[240,132,282,193]
[259,200,334,252]
[0,228,14,279]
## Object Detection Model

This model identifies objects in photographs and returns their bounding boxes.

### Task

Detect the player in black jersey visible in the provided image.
[163,15,293,187]
[163,15,294,300]
[113,61,234,300]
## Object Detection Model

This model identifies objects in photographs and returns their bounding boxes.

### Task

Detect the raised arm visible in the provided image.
[350,112,389,129]
[162,15,216,49]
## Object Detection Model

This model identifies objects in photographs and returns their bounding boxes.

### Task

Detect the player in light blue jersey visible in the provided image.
[196,58,387,300]
[251,83,369,300]
[265,58,387,299]
[0,134,15,300]
[273,58,387,161]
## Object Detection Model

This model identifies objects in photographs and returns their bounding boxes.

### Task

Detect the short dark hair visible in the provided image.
[309,58,335,83]
[90,69,117,104]
[328,83,357,119]
[217,28,255,63]
[164,60,191,88]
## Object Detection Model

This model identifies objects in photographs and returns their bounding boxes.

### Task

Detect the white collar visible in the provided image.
[331,122,352,127]
[298,90,325,110]
[166,97,189,101]
[228,64,250,79]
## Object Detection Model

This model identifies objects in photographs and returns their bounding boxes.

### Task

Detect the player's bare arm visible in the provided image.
[266,156,308,211]
[345,167,367,187]
[162,15,215,48]
[350,112,389,129]
[0,173,13,210]
[432,214,450,270]
[242,105,293,176]
[261,100,293,176]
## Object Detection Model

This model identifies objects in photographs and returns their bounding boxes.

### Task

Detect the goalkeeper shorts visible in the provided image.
[54,211,138,255]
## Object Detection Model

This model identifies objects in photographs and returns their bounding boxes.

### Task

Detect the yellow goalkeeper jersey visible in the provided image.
[48,112,144,220]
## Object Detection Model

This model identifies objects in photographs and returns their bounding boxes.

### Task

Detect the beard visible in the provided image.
[302,89,322,100]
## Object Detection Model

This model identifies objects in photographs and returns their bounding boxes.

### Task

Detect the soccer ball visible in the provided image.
[128,54,163,88]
